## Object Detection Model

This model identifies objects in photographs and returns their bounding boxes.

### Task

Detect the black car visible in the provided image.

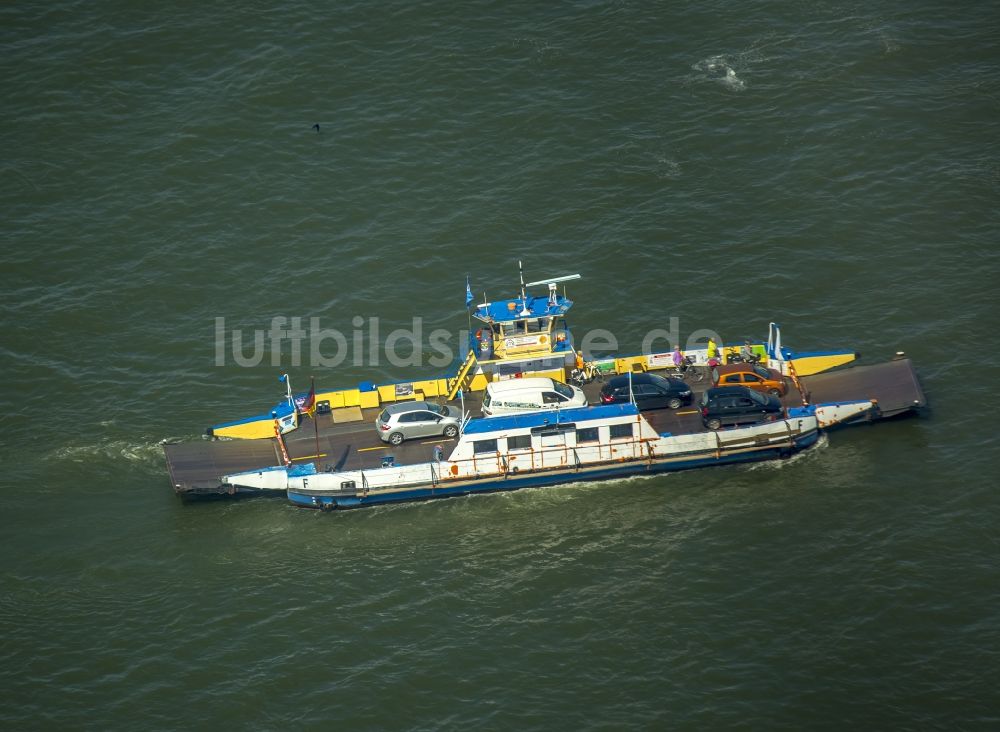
[699,385,783,430]
[599,372,693,410]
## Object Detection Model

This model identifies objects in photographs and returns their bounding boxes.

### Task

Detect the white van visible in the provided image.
[482,377,587,417]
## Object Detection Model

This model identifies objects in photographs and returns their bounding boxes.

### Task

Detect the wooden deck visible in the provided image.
[164,357,924,499]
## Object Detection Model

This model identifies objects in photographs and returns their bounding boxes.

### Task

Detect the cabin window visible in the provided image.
[507,435,532,451]
[576,427,599,443]
[553,382,575,400]
[473,439,498,454]
[609,423,634,440]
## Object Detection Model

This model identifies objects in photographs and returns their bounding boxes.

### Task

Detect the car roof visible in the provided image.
[705,385,755,397]
[716,364,768,375]
[604,372,667,387]
[486,377,556,392]
[384,400,436,414]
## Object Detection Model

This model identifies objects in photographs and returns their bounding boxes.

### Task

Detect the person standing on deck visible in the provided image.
[707,337,721,383]
[672,344,684,369]
[707,337,719,362]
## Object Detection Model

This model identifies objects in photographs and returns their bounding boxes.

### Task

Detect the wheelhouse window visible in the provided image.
[473,439,498,454]
[507,434,532,451]
[609,423,633,440]
[576,427,599,443]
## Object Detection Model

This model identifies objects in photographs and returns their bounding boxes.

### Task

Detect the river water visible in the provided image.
[2,1,999,729]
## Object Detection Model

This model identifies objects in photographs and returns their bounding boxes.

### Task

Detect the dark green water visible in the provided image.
[2,1,999,728]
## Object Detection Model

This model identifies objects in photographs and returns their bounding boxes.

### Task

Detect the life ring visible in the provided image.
[539,334,548,344]
[450,464,459,476]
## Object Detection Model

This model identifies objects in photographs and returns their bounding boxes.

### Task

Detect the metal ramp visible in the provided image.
[800,357,926,418]
[446,349,478,401]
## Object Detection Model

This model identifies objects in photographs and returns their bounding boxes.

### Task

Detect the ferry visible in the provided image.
[163,267,926,507]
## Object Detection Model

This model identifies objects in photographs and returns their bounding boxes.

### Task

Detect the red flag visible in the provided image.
[296,379,316,416]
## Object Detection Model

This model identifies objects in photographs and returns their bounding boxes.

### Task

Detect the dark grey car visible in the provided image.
[699,386,783,430]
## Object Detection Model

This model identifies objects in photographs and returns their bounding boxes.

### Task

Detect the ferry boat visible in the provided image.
[163,267,926,507]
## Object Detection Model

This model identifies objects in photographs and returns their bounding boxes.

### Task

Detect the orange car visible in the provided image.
[712,363,788,397]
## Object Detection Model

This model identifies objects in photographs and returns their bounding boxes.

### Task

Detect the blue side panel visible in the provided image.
[462,403,639,435]
[787,405,817,417]
[785,349,856,358]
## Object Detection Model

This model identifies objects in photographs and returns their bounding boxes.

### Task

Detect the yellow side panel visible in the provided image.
[213,419,275,440]
[341,389,361,407]
[316,391,344,409]
[615,356,646,374]
[789,352,857,376]
[415,379,439,397]
[468,373,489,391]
[377,385,397,402]
[358,390,380,409]
[532,368,565,383]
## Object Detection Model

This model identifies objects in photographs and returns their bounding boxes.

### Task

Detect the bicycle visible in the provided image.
[568,361,607,386]
[669,355,705,383]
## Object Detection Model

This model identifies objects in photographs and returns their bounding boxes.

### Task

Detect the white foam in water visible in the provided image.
[53,439,166,471]
[693,54,746,90]
[745,432,830,471]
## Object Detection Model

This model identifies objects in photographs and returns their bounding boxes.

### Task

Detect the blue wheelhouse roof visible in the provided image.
[462,403,639,435]
[473,294,574,324]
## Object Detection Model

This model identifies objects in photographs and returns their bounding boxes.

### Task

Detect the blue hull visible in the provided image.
[288,430,820,510]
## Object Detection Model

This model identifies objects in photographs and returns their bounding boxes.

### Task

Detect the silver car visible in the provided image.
[376,401,463,446]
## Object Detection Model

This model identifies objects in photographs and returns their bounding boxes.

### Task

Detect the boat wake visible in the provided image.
[52,439,171,473]
[746,432,830,471]
[692,55,746,91]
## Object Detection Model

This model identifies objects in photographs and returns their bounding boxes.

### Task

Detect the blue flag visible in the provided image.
[278,373,287,383]
[465,276,474,307]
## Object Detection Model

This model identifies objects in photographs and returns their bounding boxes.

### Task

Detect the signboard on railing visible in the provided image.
[503,334,548,350]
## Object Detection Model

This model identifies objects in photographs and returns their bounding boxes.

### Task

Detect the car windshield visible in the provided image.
[425,403,447,416]
[378,409,390,423]
[554,382,575,399]
[753,365,771,379]
[748,390,767,405]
